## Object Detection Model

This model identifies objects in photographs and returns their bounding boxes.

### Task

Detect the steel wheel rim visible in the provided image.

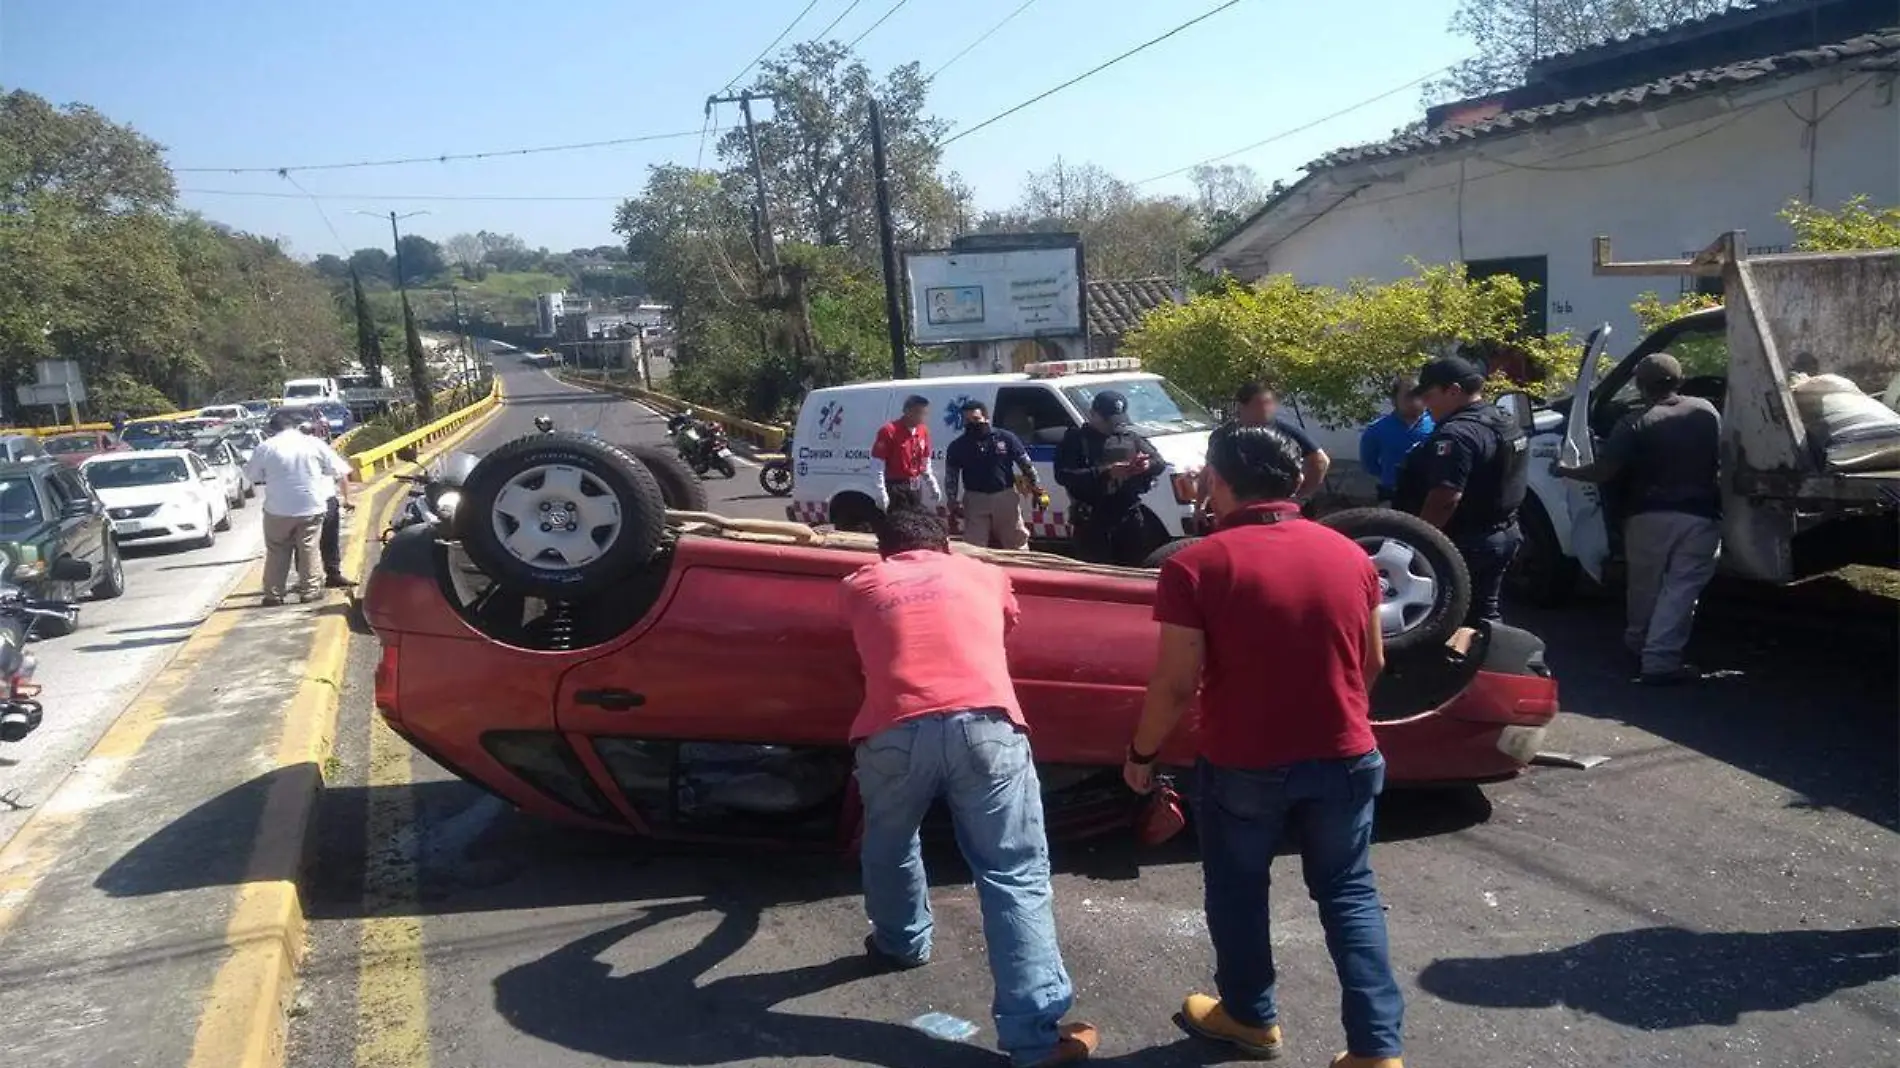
[490,463,622,570]
[1359,535,1439,637]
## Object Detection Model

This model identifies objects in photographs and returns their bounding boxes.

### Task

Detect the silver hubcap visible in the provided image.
[1359,536,1439,637]
[491,463,622,569]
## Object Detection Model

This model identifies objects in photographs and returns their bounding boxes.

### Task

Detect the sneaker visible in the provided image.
[1329,1054,1403,1068]
[862,933,928,971]
[1025,1022,1099,1066]
[1180,994,1282,1059]
[1636,664,1700,686]
[260,595,285,607]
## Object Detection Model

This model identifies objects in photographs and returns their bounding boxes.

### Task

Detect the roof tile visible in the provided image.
[1086,278,1180,337]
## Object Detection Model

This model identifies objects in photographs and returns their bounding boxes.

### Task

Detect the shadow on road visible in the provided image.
[155,556,261,572]
[73,633,190,654]
[1418,925,1899,1028]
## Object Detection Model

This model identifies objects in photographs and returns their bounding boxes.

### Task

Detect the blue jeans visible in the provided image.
[855,710,1073,1066]
[1195,752,1404,1059]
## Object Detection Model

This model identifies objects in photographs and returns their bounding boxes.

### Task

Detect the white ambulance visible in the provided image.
[787,358,1217,545]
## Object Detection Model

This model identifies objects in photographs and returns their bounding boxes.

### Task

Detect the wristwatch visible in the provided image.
[1126,744,1158,766]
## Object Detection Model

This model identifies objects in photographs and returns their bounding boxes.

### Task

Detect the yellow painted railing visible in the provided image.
[347,379,501,479]
[555,371,788,450]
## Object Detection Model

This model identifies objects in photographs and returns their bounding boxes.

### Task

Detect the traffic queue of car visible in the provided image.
[0,399,308,641]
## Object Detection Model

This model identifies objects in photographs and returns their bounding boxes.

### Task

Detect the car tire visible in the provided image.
[232,487,247,509]
[828,492,880,533]
[1507,497,1579,607]
[215,507,232,532]
[92,537,126,600]
[713,455,737,480]
[197,509,217,549]
[459,431,666,601]
[1141,537,1199,569]
[1321,508,1470,656]
[627,444,709,512]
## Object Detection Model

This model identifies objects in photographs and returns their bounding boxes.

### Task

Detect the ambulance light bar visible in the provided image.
[1023,357,1142,378]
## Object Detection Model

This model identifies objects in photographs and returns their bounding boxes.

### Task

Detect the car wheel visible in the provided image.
[232,487,247,509]
[1140,537,1200,569]
[93,537,126,600]
[459,431,666,601]
[759,462,793,497]
[198,508,218,549]
[1320,508,1471,656]
[627,444,709,512]
[828,492,880,533]
[1507,497,1579,607]
[215,507,233,532]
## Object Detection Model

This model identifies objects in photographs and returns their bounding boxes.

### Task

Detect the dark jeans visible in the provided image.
[1071,504,1149,566]
[321,497,342,578]
[1456,525,1521,625]
[1195,753,1403,1059]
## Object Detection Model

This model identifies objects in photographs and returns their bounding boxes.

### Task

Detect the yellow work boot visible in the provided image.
[1328,1053,1402,1067]
[1180,994,1282,1059]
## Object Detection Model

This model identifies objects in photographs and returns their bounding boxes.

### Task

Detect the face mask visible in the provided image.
[965,422,987,436]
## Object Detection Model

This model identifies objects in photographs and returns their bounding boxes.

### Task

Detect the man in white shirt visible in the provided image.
[245,411,353,605]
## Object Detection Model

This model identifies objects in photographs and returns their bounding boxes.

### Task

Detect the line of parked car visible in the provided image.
[0,398,345,639]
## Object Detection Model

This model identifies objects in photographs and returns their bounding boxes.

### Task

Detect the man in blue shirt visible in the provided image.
[947,400,1043,549]
[1359,375,1434,503]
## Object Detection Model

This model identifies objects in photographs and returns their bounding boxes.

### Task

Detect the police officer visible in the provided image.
[1394,355,1528,625]
[1055,390,1165,565]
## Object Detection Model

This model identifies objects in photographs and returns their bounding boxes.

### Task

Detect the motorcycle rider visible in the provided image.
[1055,390,1165,566]
[1393,355,1528,625]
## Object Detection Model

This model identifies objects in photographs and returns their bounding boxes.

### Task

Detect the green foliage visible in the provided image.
[400,293,433,421]
[1124,264,1577,426]
[1781,196,1900,252]
[1430,0,1731,101]
[87,371,175,417]
[1631,290,1727,377]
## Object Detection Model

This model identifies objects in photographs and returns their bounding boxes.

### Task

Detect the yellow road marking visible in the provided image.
[0,571,252,940]
[354,715,430,1068]
[186,395,503,1068]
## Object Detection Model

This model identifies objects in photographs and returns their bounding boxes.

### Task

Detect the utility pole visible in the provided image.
[356,209,432,416]
[869,98,908,380]
[707,91,782,293]
[450,286,474,405]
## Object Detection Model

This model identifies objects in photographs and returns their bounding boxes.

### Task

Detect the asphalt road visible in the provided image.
[290,361,1897,1068]
[0,498,266,845]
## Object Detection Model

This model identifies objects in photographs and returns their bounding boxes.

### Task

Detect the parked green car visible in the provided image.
[0,458,125,635]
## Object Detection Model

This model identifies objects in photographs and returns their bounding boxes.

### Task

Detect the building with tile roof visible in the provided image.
[1198,0,1897,351]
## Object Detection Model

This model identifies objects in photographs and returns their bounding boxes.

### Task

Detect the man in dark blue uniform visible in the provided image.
[1393,356,1528,625]
[1056,390,1165,565]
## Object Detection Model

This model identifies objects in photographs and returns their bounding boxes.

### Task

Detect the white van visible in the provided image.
[789,358,1216,544]
[282,377,342,404]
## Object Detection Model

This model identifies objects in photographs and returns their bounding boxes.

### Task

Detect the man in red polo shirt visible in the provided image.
[1122,423,1404,1068]
[871,394,942,509]
[840,506,1096,1067]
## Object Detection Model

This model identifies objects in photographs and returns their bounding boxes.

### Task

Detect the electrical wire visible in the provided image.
[847,0,911,48]
[929,0,1040,78]
[723,0,824,91]
[277,171,354,255]
[173,128,706,175]
[938,0,1247,148]
[1134,61,1460,184]
[183,188,630,202]
[813,0,867,40]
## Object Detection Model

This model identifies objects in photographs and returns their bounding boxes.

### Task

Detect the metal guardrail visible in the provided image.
[347,379,501,478]
[556,371,788,450]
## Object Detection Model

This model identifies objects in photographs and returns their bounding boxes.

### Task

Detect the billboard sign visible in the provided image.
[904,246,1083,345]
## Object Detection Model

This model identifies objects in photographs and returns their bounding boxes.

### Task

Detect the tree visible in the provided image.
[0,89,176,215]
[442,232,487,280]
[987,159,1201,279]
[478,230,541,273]
[401,292,433,420]
[1431,0,1733,101]
[1188,163,1268,233]
[348,247,392,283]
[1123,264,1578,426]
[1782,195,1900,252]
[312,253,352,282]
[395,234,445,286]
[351,270,385,380]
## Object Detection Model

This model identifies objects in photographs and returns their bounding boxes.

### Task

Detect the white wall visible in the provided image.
[1267,74,1898,353]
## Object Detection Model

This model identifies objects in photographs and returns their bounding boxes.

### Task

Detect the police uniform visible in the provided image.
[1055,390,1164,565]
[1394,400,1528,624]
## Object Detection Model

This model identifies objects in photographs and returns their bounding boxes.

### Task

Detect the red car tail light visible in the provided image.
[373,639,400,722]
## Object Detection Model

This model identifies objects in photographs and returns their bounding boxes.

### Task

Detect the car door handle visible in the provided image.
[575,688,645,711]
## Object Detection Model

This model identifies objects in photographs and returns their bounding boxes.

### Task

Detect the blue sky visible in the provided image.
[1,0,1468,258]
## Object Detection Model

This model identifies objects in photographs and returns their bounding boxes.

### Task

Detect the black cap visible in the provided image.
[1413,355,1485,396]
[1090,389,1130,427]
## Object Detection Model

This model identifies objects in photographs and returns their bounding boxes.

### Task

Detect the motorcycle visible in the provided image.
[667,413,737,479]
[0,557,88,744]
[758,431,793,497]
[383,450,480,542]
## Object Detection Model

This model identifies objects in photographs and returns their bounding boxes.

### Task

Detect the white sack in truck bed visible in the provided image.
[1789,373,1900,472]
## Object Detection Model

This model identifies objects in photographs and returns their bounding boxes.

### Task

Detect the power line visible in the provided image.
[813,0,867,40]
[183,188,630,202]
[930,0,1040,78]
[939,0,1248,148]
[173,128,706,175]
[848,0,911,48]
[723,0,824,91]
[1135,61,1459,185]
[277,172,354,256]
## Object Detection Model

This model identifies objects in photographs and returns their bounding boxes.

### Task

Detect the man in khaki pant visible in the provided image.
[946,400,1043,551]
[245,411,354,606]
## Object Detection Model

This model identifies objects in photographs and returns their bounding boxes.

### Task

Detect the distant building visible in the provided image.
[920,277,1183,377]
[534,293,564,337]
[1198,0,1899,346]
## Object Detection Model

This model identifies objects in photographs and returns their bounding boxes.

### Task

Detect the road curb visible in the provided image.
[183,396,505,1068]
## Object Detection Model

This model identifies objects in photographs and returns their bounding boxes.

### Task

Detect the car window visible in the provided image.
[42,467,76,513]
[51,468,92,507]
[0,476,45,533]
[44,435,98,455]
[993,386,1077,446]
[1060,377,1216,436]
[1610,326,1731,406]
[86,457,191,489]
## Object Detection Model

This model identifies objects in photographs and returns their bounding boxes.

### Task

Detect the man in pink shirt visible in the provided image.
[840,506,1097,1067]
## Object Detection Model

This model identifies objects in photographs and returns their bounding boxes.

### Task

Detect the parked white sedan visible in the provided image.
[81,450,232,549]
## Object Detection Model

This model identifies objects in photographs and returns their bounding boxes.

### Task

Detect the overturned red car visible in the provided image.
[364,433,1559,846]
